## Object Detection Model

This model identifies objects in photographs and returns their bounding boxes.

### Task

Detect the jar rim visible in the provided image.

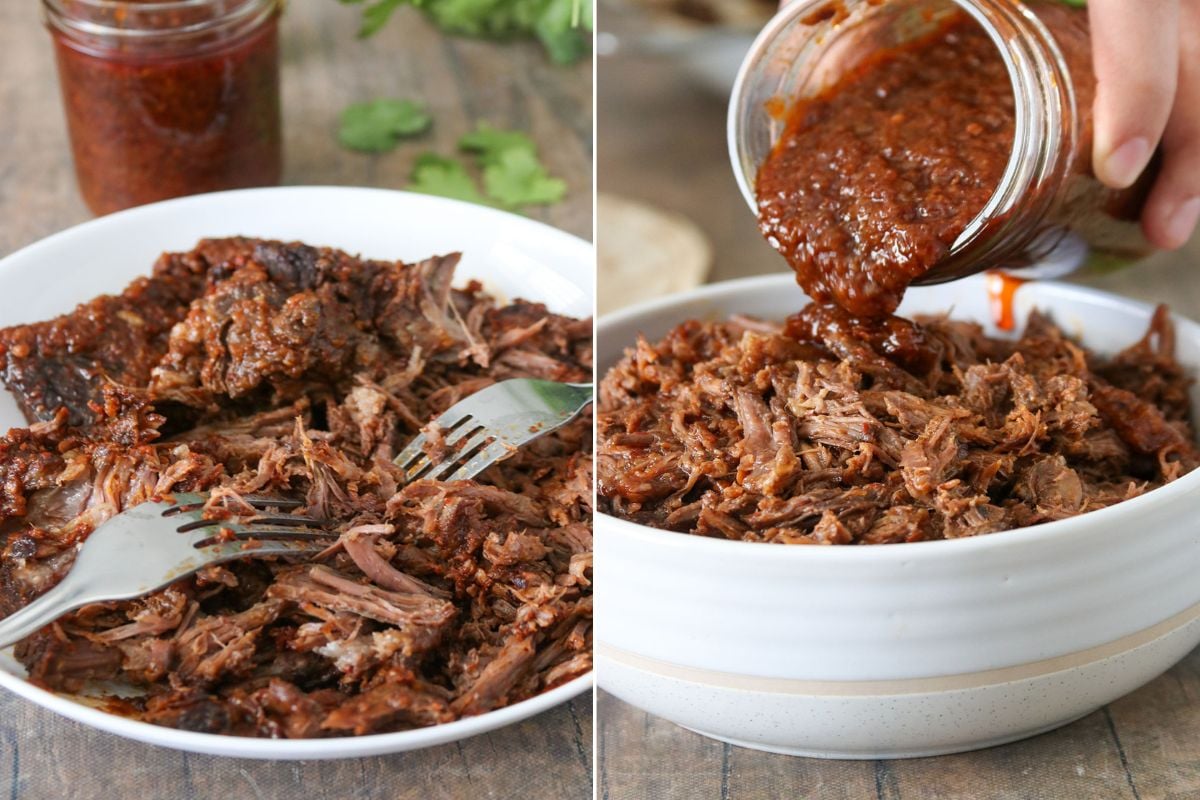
[43,0,278,40]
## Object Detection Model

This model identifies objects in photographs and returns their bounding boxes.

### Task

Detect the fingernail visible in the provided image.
[1102,137,1152,188]
[1164,197,1200,248]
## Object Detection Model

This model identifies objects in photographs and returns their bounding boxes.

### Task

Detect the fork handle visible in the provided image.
[0,569,97,649]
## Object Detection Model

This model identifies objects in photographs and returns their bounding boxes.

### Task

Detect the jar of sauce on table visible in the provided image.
[43,0,283,216]
[729,0,1155,323]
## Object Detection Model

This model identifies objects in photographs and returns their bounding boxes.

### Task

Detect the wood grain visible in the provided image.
[600,650,1200,800]
[0,1,593,798]
[0,693,593,800]
[597,41,1200,800]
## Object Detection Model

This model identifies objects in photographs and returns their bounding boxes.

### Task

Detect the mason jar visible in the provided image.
[729,0,1155,288]
[43,0,283,216]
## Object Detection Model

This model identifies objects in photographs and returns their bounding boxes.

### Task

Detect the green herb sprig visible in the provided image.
[338,0,592,64]
[338,99,432,152]
[410,124,567,209]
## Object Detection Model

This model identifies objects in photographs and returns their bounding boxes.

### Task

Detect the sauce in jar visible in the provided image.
[744,2,1155,322]
[756,15,1014,318]
[44,0,282,215]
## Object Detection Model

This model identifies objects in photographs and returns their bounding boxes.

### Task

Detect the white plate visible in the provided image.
[0,186,594,759]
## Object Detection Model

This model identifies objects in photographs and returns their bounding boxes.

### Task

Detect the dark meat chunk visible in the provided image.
[321,675,453,734]
[247,679,344,738]
[377,253,487,364]
[140,689,255,735]
[1095,305,1193,422]
[173,599,285,687]
[1013,455,1085,521]
[147,243,388,409]
[1091,382,1190,457]
[16,628,124,692]
[0,414,70,523]
[900,417,961,500]
[451,636,537,717]
[0,241,229,425]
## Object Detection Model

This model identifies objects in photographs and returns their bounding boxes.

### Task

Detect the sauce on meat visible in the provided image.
[784,303,939,374]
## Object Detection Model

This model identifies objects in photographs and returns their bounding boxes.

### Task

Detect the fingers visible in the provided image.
[1088,0,1179,188]
[1140,0,1200,249]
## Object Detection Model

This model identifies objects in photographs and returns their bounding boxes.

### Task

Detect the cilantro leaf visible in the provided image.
[408,154,499,207]
[406,125,566,209]
[459,124,538,164]
[425,0,509,35]
[338,99,432,153]
[337,0,593,62]
[482,147,566,206]
[535,0,589,65]
[354,0,410,38]
[456,123,566,207]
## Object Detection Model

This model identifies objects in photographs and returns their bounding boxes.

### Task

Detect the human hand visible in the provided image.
[1089,0,1200,250]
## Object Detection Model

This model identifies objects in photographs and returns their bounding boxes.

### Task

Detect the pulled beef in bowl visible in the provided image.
[598,304,1198,543]
[0,238,592,737]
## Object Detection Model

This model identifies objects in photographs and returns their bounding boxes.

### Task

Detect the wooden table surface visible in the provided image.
[596,34,1200,800]
[0,2,593,799]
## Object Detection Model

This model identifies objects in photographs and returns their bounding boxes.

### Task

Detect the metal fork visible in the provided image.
[0,493,329,648]
[393,378,593,483]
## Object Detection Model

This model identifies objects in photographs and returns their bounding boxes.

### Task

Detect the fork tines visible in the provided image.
[394,413,497,483]
[160,492,334,549]
[162,494,305,516]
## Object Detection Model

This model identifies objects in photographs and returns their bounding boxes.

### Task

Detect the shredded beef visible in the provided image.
[0,238,592,737]
[0,240,240,426]
[598,304,1198,543]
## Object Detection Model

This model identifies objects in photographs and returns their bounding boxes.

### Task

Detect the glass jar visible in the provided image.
[43,0,283,216]
[728,0,1154,286]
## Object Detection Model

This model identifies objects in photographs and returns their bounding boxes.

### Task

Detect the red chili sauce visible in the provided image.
[784,302,939,374]
[50,6,282,216]
[755,15,1015,318]
[986,270,1028,332]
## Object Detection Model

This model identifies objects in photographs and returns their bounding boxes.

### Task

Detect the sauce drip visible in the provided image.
[986,271,1027,331]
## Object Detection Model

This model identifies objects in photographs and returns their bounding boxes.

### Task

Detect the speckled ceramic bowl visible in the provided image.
[595,274,1200,759]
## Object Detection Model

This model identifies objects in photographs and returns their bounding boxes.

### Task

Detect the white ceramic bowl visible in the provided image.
[0,186,593,759]
[596,273,1200,759]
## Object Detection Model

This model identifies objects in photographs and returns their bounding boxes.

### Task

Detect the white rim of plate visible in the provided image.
[0,185,594,283]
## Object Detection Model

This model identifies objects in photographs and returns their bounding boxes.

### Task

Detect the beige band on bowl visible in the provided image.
[598,599,1200,696]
